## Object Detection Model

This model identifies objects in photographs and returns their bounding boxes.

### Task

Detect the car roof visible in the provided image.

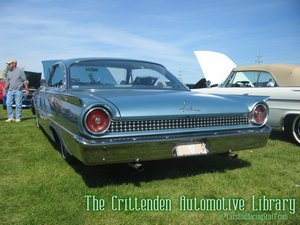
[232,64,300,86]
[58,58,165,68]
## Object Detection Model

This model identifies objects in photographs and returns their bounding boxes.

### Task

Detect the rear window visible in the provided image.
[69,60,186,90]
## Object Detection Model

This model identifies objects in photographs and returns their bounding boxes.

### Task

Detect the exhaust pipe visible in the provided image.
[228,152,238,159]
[219,151,238,159]
[128,162,145,172]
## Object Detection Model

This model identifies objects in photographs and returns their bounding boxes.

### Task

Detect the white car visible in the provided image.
[193,51,300,145]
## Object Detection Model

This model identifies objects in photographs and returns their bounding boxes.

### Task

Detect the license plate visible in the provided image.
[173,141,208,157]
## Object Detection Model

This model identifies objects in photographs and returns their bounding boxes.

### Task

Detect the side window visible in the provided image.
[225,71,256,87]
[47,65,64,87]
[257,72,276,87]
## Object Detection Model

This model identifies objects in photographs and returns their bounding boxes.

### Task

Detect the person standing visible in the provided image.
[4,58,29,122]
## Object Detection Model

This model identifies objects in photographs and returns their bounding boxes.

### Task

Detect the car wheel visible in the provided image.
[60,139,76,163]
[285,115,300,145]
[35,116,40,128]
[291,115,300,145]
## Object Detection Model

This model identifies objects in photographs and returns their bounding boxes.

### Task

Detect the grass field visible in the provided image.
[0,108,299,225]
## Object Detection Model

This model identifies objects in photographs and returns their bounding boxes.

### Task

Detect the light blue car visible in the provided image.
[32,58,271,167]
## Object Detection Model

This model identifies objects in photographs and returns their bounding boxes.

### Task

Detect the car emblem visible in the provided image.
[180,100,201,112]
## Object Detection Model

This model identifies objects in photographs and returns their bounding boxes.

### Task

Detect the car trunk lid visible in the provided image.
[72,89,263,119]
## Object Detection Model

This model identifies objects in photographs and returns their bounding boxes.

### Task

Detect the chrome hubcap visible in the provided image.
[296,118,300,138]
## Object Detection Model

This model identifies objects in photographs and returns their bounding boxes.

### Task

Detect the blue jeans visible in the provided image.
[6,89,24,119]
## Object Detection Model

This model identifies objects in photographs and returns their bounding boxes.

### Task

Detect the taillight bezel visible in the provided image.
[250,103,268,125]
[84,107,111,135]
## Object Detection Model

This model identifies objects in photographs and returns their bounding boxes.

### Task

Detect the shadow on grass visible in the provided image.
[269,130,292,144]
[68,155,250,188]
[22,115,36,120]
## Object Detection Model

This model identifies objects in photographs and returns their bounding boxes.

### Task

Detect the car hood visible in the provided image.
[194,51,237,86]
[72,89,265,119]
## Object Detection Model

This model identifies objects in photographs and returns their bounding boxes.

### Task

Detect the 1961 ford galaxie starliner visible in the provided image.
[32,58,271,166]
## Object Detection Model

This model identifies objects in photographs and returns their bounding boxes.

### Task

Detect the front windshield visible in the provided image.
[69,60,187,90]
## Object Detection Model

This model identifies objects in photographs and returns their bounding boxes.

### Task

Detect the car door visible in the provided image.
[37,64,66,130]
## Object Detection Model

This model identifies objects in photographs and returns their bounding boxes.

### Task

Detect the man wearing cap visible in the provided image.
[3,58,29,122]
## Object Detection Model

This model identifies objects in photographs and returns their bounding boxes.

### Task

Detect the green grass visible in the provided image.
[0,108,299,225]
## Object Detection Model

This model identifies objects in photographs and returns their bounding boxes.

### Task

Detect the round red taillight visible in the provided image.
[251,104,268,125]
[84,107,111,134]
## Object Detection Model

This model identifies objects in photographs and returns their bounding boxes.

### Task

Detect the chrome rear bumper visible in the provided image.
[67,125,271,165]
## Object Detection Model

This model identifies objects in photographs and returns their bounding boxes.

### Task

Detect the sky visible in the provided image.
[0,0,299,83]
